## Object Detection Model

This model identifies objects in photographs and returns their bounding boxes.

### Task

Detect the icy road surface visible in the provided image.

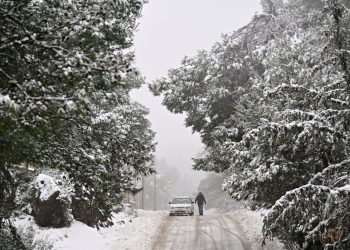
[153,213,251,250]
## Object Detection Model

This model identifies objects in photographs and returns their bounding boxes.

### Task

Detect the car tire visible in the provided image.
[190,212,194,216]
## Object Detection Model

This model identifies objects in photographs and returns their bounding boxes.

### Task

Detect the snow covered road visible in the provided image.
[153,214,251,250]
[14,208,283,249]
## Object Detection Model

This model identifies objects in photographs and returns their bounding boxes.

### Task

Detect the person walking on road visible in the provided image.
[195,192,206,216]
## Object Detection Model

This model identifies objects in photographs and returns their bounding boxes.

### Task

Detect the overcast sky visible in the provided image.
[131,0,262,179]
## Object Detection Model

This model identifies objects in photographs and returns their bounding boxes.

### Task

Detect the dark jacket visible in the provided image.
[195,193,206,206]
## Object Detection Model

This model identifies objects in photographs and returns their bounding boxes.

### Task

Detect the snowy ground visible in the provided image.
[13,208,284,250]
[13,209,167,250]
[229,209,285,250]
[102,209,167,250]
[199,207,285,249]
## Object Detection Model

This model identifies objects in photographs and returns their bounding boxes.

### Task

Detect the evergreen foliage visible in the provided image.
[0,0,154,237]
[151,0,350,248]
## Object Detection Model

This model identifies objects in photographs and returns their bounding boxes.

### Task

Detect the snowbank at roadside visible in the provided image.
[12,209,167,250]
[229,209,285,250]
[13,214,109,249]
[102,209,167,250]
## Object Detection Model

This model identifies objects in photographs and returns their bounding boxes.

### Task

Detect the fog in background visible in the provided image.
[131,0,262,195]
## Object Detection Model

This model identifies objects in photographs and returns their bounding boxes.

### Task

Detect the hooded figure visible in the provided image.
[195,192,206,216]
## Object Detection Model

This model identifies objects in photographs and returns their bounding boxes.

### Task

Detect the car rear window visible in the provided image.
[172,198,191,204]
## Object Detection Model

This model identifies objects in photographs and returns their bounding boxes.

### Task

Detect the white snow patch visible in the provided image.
[34,174,60,201]
[0,93,11,103]
[13,215,105,250]
[102,209,167,250]
[54,220,105,250]
[338,184,350,191]
[229,209,285,250]
[0,93,18,109]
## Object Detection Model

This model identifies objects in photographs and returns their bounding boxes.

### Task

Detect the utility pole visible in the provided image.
[141,175,145,209]
[153,173,157,211]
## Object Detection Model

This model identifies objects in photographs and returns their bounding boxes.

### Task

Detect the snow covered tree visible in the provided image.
[261,0,284,15]
[0,0,154,231]
[151,0,350,248]
[261,1,350,248]
[263,161,350,249]
[35,90,155,226]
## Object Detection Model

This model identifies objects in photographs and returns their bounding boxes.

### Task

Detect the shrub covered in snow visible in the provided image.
[31,173,73,228]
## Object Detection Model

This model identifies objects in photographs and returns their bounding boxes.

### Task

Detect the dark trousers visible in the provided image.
[198,204,204,216]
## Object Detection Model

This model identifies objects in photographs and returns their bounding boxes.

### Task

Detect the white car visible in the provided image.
[168,196,194,216]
